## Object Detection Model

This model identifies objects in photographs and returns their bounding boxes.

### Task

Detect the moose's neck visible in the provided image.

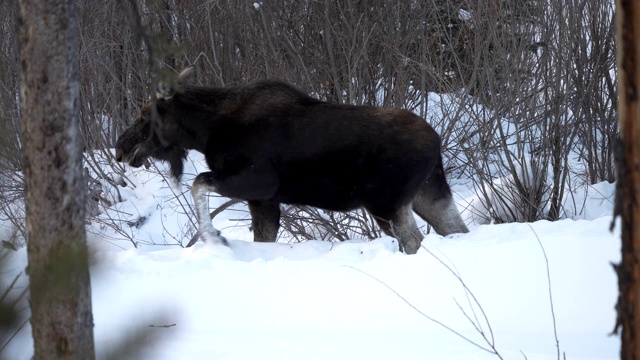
[172,87,229,153]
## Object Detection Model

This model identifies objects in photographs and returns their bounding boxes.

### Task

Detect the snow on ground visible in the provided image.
[1,151,620,359]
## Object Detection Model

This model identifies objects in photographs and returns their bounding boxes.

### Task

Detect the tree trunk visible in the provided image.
[614,0,640,359]
[18,0,96,359]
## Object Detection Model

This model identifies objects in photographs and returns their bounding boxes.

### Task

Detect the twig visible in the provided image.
[344,265,499,356]
[0,317,29,352]
[419,244,497,350]
[209,199,243,220]
[527,224,561,359]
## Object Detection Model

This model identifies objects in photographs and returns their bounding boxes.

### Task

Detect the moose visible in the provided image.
[115,67,468,254]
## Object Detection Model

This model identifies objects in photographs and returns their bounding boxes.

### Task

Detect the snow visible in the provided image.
[1,151,620,359]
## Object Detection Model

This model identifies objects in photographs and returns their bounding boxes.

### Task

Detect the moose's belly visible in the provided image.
[274,181,364,212]
[271,156,373,211]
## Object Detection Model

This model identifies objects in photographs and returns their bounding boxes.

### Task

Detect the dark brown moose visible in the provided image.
[115,67,468,254]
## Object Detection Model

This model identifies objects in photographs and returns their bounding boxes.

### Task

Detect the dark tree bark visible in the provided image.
[18,0,96,359]
[614,0,640,359]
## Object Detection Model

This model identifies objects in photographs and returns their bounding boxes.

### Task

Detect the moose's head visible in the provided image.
[114,67,195,181]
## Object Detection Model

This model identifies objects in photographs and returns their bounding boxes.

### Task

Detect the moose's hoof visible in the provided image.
[186,228,228,248]
[402,240,420,255]
[201,231,229,246]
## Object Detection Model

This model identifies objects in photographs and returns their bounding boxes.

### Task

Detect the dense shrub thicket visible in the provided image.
[0,0,618,246]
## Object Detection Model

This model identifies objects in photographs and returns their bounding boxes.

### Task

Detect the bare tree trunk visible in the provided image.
[18,0,96,359]
[614,0,640,359]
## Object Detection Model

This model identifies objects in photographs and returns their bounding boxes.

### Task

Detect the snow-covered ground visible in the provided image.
[2,151,620,359]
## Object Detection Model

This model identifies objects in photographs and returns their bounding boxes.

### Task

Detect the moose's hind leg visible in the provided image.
[192,172,228,246]
[248,200,280,242]
[412,180,468,236]
[370,205,424,254]
[412,158,468,235]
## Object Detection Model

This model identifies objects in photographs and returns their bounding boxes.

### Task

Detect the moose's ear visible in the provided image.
[178,65,196,84]
[156,66,196,100]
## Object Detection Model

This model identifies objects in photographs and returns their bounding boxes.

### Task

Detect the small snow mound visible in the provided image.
[320,237,399,261]
[186,241,236,260]
[218,237,400,263]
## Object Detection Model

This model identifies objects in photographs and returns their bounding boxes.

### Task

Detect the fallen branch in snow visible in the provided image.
[344,265,504,358]
[527,224,563,360]
[148,323,176,328]
[209,199,244,221]
[417,245,504,359]
[372,220,503,355]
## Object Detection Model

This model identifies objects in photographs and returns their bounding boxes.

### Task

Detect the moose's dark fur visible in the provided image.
[115,68,468,254]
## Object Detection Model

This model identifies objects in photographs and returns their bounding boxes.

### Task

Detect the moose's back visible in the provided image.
[195,92,441,212]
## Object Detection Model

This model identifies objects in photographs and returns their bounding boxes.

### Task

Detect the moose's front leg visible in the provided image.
[248,200,281,242]
[191,172,228,246]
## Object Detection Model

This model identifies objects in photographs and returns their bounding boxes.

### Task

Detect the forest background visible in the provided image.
[0,0,618,249]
